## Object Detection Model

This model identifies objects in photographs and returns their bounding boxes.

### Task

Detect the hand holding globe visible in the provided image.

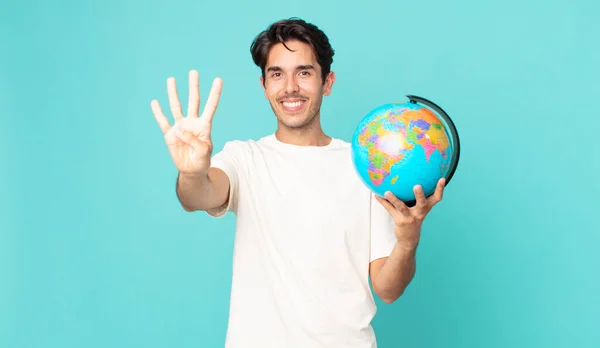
[375,177,446,247]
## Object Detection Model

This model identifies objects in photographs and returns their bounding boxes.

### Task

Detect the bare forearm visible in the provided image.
[176,169,226,211]
[373,242,418,303]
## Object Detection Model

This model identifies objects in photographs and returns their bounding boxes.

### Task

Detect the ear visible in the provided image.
[260,76,267,98]
[323,71,336,96]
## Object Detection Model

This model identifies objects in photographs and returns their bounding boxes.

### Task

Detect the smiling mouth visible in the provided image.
[280,99,307,113]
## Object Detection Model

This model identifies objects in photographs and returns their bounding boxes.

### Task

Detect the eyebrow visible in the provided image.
[266,64,315,72]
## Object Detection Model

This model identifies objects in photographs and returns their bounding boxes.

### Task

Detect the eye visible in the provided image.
[299,71,311,76]
[271,72,282,78]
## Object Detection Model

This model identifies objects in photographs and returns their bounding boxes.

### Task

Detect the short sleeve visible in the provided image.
[205,141,243,218]
[369,193,398,262]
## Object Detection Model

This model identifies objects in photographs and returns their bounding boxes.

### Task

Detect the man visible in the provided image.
[151,17,445,348]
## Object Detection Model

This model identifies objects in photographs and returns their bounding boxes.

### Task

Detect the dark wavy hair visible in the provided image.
[250,18,335,85]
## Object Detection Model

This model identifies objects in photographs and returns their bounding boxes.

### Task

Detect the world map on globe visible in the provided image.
[351,100,457,202]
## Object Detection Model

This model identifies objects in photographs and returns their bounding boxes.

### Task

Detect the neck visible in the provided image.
[275,117,331,147]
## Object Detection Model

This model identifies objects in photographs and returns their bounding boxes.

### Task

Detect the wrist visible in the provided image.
[177,171,211,190]
[394,226,421,249]
[395,240,419,252]
[179,170,209,180]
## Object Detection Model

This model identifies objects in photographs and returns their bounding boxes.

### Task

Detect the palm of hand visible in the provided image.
[164,117,212,174]
[151,70,223,175]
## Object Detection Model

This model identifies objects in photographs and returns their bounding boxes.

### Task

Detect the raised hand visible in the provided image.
[151,70,223,176]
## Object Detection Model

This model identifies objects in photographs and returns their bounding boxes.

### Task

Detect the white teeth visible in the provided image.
[283,101,303,108]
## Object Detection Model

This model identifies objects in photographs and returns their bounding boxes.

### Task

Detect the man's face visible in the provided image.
[260,40,335,130]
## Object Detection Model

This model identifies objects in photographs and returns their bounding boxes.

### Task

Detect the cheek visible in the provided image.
[298,80,321,96]
[265,83,283,99]
[263,88,276,100]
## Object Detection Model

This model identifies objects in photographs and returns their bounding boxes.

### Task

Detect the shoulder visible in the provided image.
[332,138,351,149]
[327,137,352,157]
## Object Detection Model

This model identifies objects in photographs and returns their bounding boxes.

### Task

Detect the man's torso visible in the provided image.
[213,135,380,348]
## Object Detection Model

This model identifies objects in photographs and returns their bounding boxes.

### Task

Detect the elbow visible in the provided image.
[373,284,403,304]
[181,203,197,212]
[379,292,401,304]
[381,297,396,304]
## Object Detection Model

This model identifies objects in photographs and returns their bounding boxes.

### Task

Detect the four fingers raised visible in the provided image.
[152,71,222,129]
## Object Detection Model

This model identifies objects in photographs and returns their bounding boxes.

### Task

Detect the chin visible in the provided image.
[278,116,311,129]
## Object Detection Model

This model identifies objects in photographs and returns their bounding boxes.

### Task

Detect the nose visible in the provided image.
[284,75,299,94]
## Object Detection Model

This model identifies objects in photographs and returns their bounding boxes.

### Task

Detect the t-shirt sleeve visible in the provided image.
[205,141,243,218]
[369,193,398,262]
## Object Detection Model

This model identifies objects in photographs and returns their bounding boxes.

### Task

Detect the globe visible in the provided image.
[351,95,460,207]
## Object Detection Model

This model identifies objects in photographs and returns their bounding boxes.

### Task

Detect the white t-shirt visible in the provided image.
[206,134,397,348]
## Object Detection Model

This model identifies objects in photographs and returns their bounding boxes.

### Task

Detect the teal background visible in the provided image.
[2,0,599,347]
